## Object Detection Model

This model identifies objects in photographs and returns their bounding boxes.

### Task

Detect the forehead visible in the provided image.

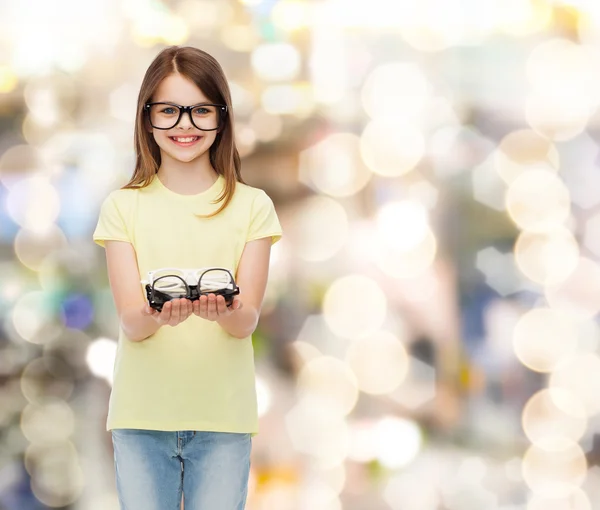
[153,73,209,104]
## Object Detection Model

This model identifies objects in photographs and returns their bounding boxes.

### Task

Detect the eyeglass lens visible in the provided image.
[148,104,221,130]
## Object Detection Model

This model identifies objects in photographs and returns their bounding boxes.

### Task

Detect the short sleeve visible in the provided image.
[93,193,131,247]
[247,190,282,244]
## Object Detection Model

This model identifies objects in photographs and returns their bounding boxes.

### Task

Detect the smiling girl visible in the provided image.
[93,46,282,510]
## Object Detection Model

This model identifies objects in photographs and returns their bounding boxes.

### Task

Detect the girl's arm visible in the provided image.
[105,240,192,342]
[193,237,272,338]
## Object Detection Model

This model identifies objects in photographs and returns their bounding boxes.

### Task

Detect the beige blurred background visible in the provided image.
[1,0,600,509]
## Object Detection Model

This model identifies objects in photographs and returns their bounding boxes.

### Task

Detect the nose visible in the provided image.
[176,108,194,130]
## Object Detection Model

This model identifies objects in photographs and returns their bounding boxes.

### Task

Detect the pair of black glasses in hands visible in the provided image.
[142,267,240,312]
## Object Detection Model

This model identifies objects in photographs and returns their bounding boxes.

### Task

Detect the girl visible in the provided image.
[93,46,282,510]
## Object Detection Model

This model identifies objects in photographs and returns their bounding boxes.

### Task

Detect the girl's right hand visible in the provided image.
[141,298,193,327]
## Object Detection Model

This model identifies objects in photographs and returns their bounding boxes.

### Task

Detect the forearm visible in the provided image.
[217,306,259,339]
[120,306,161,342]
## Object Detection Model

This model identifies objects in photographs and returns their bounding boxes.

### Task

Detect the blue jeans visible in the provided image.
[111,429,252,510]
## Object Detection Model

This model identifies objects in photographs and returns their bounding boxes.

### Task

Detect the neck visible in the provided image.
[157,152,219,195]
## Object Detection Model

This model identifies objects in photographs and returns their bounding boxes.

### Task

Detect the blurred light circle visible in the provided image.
[174,0,225,31]
[12,291,58,344]
[401,27,452,53]
[301,482,341,510]
[314,463,346,496]
[505,169,570,233]
[361,62,432,121]
[14,226,68,272]
[376,201,429,252]
[60,294,94,330]
[375,229,437,279]
[297,356,358,416]
[323,274,387,340]
[249,109,283,142]
[86,338,117,385]
[251,43,301,82]
[360,120,425,177]
[6,176,60,233]
[522,440,587,498]
[20,357,74,406]
[429,125,493,178]
[526,94,591,142]
[512,308,579,373]
[255,375,272,417]
[221,24,260,52]
[261,84,314,117]
[299,133,372,197]
[25,441,84,508]
[285,396,350,468]
[499,0,553,37]
[272,0,312,31]
[374,416,422,469]
[384,472,440,510]
[235,124,257,158]
[43,328,92,381]
[514,227,579,286]
[346,331,409,394]
[291,196,348,261]
[545,257,600,319]
[21,400,75,444]
[0,65,18,93]
[522,389,587,447]
[348,420,377,463]
[398,1,463,53]
[527,486,591,510]
[0,145,43,187]
[550,353,600,417]
[495,129,559,185]
[527,39,600,110]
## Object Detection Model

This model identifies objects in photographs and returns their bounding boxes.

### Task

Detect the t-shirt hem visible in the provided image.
[246,231,282,245]
[107,420,259,435]
[93,236,131,247]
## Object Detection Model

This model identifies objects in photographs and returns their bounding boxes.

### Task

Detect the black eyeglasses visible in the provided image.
[144,102,228,131]
[143,267,240,312]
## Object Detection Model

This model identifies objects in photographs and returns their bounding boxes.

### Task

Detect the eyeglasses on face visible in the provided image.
[144,102,228,131]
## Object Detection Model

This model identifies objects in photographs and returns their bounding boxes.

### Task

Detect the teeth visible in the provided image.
[172,137,198,143]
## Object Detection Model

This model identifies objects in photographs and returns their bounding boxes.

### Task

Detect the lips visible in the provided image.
[169,136,201,146]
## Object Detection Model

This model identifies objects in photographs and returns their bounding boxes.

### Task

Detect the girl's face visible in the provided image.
[150,73,220,166]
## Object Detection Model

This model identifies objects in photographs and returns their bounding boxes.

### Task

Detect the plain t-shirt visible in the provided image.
[93,174,282,434]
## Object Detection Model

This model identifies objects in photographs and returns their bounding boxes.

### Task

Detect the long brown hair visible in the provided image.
[123,46,243,216]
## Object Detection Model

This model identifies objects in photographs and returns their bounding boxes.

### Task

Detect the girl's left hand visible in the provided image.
[192,294,243,321]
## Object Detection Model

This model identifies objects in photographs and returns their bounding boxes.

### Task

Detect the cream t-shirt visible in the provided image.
[93,174,282,433]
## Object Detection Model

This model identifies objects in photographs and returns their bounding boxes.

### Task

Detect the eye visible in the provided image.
[193,107,210,115]
[161,107,177,115]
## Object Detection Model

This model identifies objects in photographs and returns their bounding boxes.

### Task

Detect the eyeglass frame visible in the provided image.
[142,267,240,311]
[144,101,228,131]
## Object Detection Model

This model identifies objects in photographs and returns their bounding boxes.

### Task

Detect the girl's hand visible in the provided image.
[192,294,243,321]
[141,298,193,327]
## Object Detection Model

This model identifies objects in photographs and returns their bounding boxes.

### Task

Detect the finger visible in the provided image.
[199,295,209,317]
[170,299,182,325]
[208,294,218,319]
[216,295,228,315]
[231,297,243,311]
[192,299,200,316]
[182,299,192,319]
[158,301,171,324]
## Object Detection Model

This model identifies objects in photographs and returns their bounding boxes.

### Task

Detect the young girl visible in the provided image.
[93,46,282,510]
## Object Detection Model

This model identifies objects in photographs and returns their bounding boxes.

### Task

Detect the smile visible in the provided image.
[169,136,201,146]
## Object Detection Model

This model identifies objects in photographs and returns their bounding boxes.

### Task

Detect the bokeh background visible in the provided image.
[1,0,600,508]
